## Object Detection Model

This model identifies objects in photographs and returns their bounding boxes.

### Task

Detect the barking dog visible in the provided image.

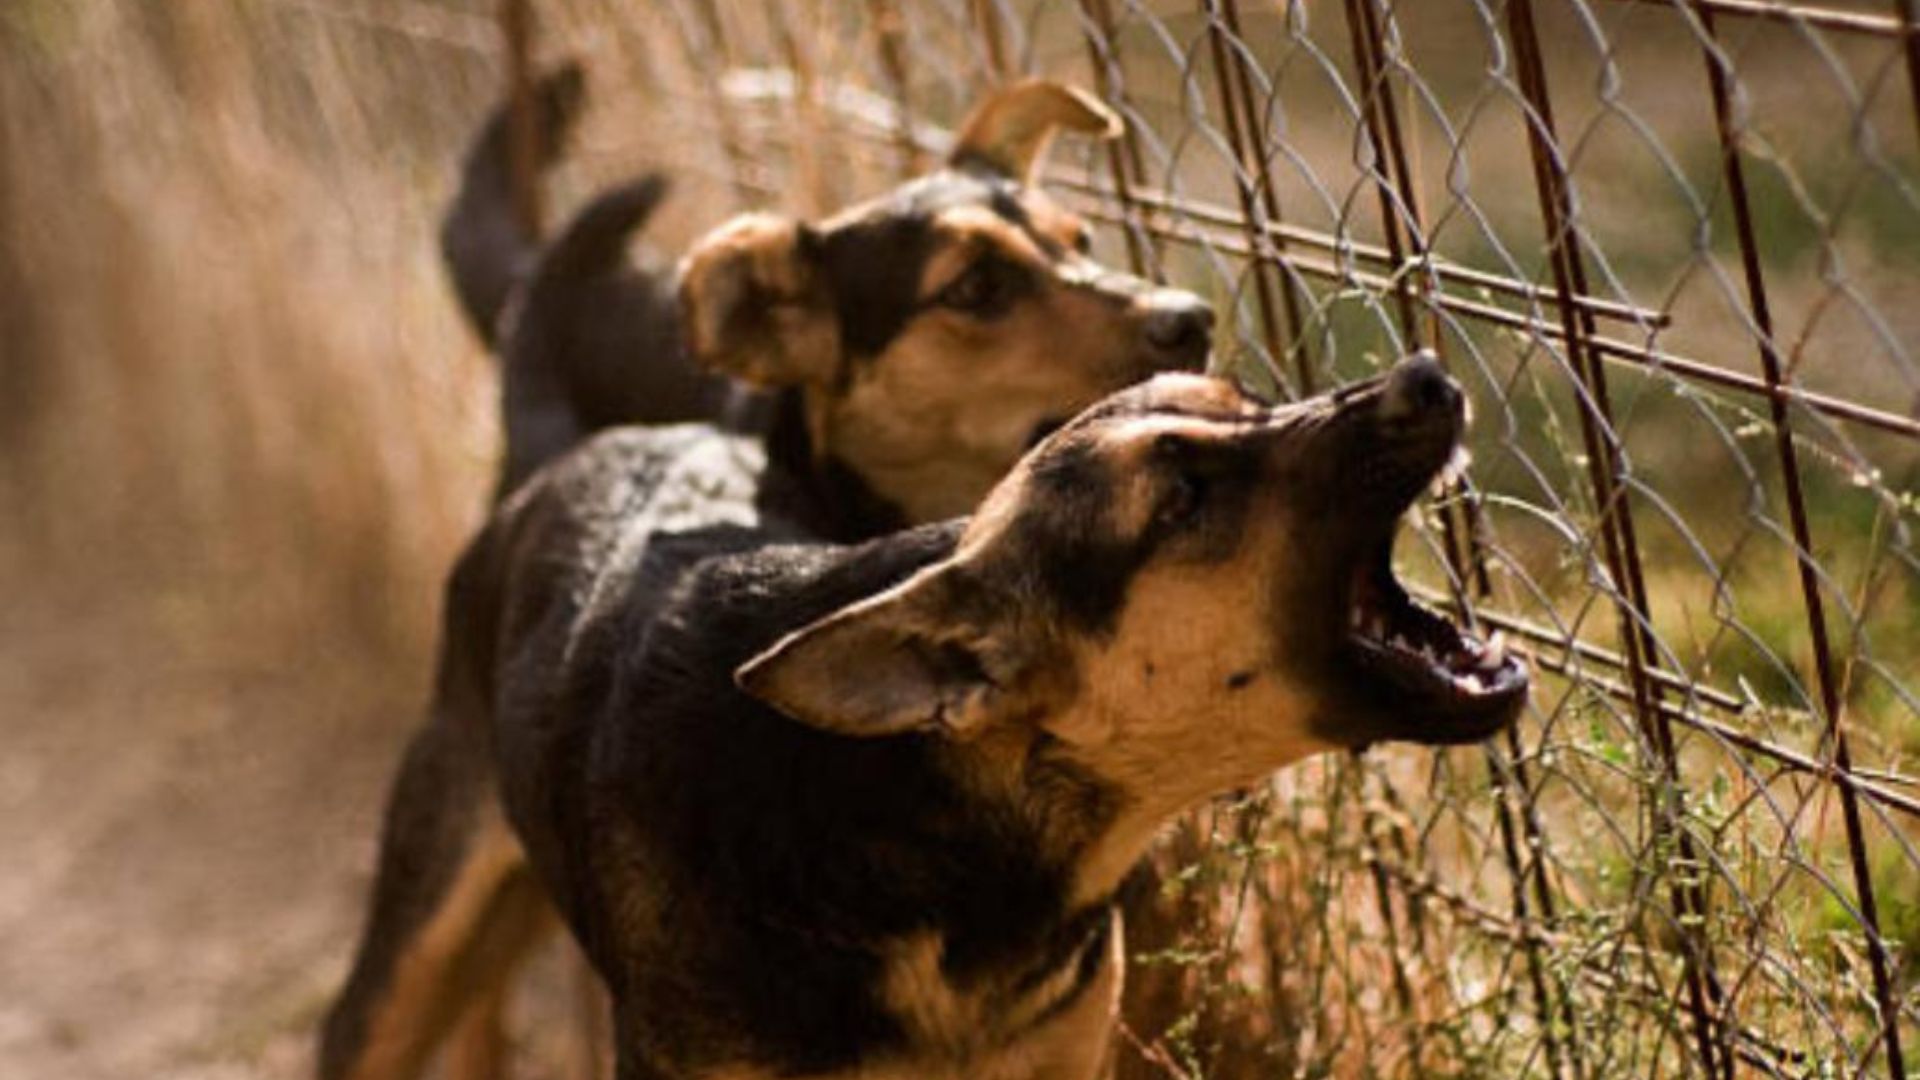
[321,77,1215,1080]
[326,355,1525,1080]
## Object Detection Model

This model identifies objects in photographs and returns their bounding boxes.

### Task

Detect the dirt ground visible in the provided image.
[0,545,596,1080]
[0,8,587,1074]
[0,583,397,1079]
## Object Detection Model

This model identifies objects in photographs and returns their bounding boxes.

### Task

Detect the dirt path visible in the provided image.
[0,581,411,1078]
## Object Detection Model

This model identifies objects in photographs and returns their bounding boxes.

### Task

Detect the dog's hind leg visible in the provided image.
[319,714,556,1080]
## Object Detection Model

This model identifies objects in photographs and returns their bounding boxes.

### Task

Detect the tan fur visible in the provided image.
[679,192,1175,523]
[1052,558,1333,906]
[679,213,839,387]
[823,206,1173,523]
[678,81,1203,526]
[344,819,553,1080]
[950,79,1122,179]
[743,376,1427,1068]
[707,918,1121,1080]
[443,980,509,1080]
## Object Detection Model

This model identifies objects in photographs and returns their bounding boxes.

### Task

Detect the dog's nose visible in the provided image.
[1142,292,1215,368]
[1377,351,1462,426]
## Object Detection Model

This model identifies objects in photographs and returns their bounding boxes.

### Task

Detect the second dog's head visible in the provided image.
[679,80,1214,524]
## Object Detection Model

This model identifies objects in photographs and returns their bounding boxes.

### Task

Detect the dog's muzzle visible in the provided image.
[1325,353,1528,746]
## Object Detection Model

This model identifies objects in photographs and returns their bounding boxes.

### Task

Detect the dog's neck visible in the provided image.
[756,389,909,543]
[871,728,1125,1041]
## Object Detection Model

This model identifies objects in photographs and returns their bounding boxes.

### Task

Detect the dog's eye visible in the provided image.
[1072,227,1094,255]
[938,258,1016,318]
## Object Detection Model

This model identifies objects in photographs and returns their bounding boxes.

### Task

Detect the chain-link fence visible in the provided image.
[346,0,1920,1075]
[10,0,1913,1076]
[547,3,1917,1075]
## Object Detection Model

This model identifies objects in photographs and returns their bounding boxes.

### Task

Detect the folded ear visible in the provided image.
[736,567,1028,739]
[949,79,1122,181]
[678,213,840,387]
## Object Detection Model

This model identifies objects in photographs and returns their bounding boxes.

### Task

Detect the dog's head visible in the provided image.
[679,80,1214,524]
[740,356,1526,879]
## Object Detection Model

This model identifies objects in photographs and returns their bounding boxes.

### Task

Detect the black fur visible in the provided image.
[441,62,586,345]
[819,171,1043,363]
[442,63,742,496]
[328,72,1222,1079]
[437,431,1121,1076]
[753,392,907,542]
[1016,439,1142,637]
[444,73,1200,513]
[494,174,734,493]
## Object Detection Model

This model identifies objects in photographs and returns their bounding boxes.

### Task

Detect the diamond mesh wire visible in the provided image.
[231,0,1920,1074]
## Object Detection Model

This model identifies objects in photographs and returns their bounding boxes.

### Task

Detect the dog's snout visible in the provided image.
[1377,352,1461,426]
[1142,292,1215,369]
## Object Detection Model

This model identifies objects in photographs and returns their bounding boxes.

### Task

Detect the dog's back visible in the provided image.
[319,423,768,1079]
[437,426,1021,1075]
[481,471,974,1073]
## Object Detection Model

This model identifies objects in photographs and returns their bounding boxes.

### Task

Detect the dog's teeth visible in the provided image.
[1480,631,1508,670]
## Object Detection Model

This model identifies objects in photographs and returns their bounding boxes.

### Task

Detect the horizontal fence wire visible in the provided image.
[262,0,1920,1074]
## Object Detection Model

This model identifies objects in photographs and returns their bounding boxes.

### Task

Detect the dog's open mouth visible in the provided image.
[1342,534,1528,742]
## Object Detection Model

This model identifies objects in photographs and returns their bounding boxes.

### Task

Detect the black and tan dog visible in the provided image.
[441,66,1214,512]
[328,355,1524,1080]
[321,77,1216,1079]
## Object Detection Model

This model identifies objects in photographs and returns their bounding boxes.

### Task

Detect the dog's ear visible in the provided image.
[949,79,1122,180]
[679,213,840,387]
[736,566,1032,739]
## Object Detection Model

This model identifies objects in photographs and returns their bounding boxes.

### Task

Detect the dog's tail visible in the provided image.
[527,172,671,288]
[441,62,588,346]
[495,171,733,495]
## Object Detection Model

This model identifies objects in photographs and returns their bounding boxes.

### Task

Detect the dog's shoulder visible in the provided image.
[479,422,763,611]
[587,517,968,837]
[507,423,765,537]
[563,521,983,1072]
[473,422,780,880]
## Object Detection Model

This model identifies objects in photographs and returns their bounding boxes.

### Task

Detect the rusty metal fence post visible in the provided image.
[1693,6,1908,1075]
[500,0,545,239]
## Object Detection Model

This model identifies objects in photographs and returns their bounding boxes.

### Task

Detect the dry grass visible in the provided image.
[0,5,501,1076]
[1,1,500,651]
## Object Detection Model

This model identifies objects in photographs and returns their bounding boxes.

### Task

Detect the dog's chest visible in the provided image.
[699,917,1123,1080]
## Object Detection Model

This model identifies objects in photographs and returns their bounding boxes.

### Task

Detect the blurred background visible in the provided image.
[1,1,1915,1077]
